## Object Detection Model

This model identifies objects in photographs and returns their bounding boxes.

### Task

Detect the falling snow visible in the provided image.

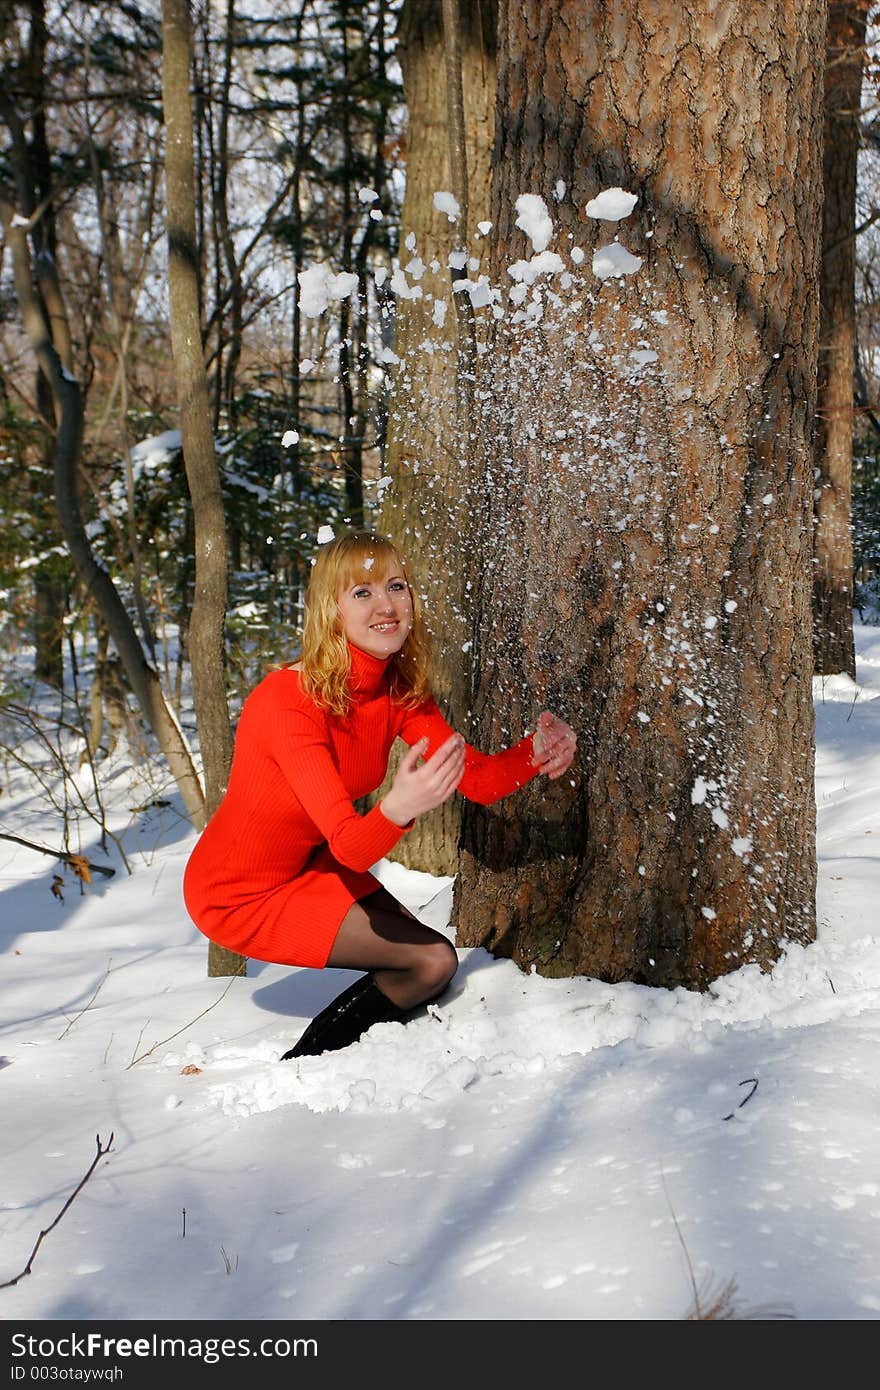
[433,190,460,222]
[592,242,644,279]
[298,262,360,318]
[514,193,554,253]
[585,187,639,220]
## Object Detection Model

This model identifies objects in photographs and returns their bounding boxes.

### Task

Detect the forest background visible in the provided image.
[2,0,880,994]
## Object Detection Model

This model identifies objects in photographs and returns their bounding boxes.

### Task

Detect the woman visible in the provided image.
[183,529,577,1059]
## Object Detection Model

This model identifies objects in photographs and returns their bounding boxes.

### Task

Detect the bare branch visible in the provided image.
[0,1134,115,1290]
[126,976,239,1069]
[0,831,116,879]
[58,959,114,1040]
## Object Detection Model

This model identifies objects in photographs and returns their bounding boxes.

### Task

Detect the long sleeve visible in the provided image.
[269,700,406,871]
[398,698,539,805]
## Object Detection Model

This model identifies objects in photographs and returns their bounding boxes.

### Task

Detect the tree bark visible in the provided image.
[162,0,241,977]
[85,104,157,664]
[12,1,65,687]
[337,4,364,529]
[214,0,245,431]
[454,0,822,990]
[441,0,479,400]
[376,0,497,875]
[32,566,65,688]
[814,0,867,678]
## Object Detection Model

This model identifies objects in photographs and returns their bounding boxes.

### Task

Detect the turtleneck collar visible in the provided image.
[347,641,393,699]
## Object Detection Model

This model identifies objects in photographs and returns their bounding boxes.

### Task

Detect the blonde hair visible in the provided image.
[299,529,433,716]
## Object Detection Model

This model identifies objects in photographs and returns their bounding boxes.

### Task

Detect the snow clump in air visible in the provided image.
[585,187,638,221]
[592,242,643,279]
[453,277,497,309]
[433,191,460,222]
[358,187,379,204]
[507,250,565,286]
[298,263,359,318]
[316,524,334,545]
[281,430,299,448]
[514,194,554,253]
[389,265,422,300]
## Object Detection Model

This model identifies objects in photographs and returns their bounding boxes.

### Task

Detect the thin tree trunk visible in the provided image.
[376,0,497,875]
[455,0,822,990]
[14,1,65,688]
[32,567,65,687]
[162,0,241,977]
[215,0,244,429]
[814,0,867,677]
[337,4,364,527]
[441,0,478,404]
[84,102,157,663]
[87,620,110,758]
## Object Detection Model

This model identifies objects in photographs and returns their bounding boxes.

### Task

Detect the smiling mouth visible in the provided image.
[371,621,398,632]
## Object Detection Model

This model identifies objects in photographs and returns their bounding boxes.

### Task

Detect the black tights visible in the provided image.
[326,885,458,1010]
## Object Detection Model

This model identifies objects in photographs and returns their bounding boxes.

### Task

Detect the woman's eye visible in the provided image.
[389,581,406,592]
[353,588,370,599]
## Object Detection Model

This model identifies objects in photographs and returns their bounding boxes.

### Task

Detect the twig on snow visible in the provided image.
[722,1077,759,1121]
[0,1133,115,1290]
[126,977,238,1069]
[58,958,113,1040]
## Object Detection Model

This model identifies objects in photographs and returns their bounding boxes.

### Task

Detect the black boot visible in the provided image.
[281,974,410,1060]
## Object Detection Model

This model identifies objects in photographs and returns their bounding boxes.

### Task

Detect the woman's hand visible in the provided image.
[532,710,577,780]
[380,733,466,826]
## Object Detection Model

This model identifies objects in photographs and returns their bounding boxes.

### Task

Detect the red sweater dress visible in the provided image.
[182,643,539,967]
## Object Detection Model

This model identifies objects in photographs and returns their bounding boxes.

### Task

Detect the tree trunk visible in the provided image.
[337,6,364,529]
[86,123,157,664]
[441,0,479,398]
[86,620,110,758]
[813,0,867,678]
[214,0,245,430]
[454,0,823,990]
[32,565,65,688]
[12,2,65,690]
[376,0,497,875]
[162,0,241,977]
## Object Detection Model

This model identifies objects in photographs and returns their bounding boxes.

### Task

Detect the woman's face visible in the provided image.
[336,560,414,659]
